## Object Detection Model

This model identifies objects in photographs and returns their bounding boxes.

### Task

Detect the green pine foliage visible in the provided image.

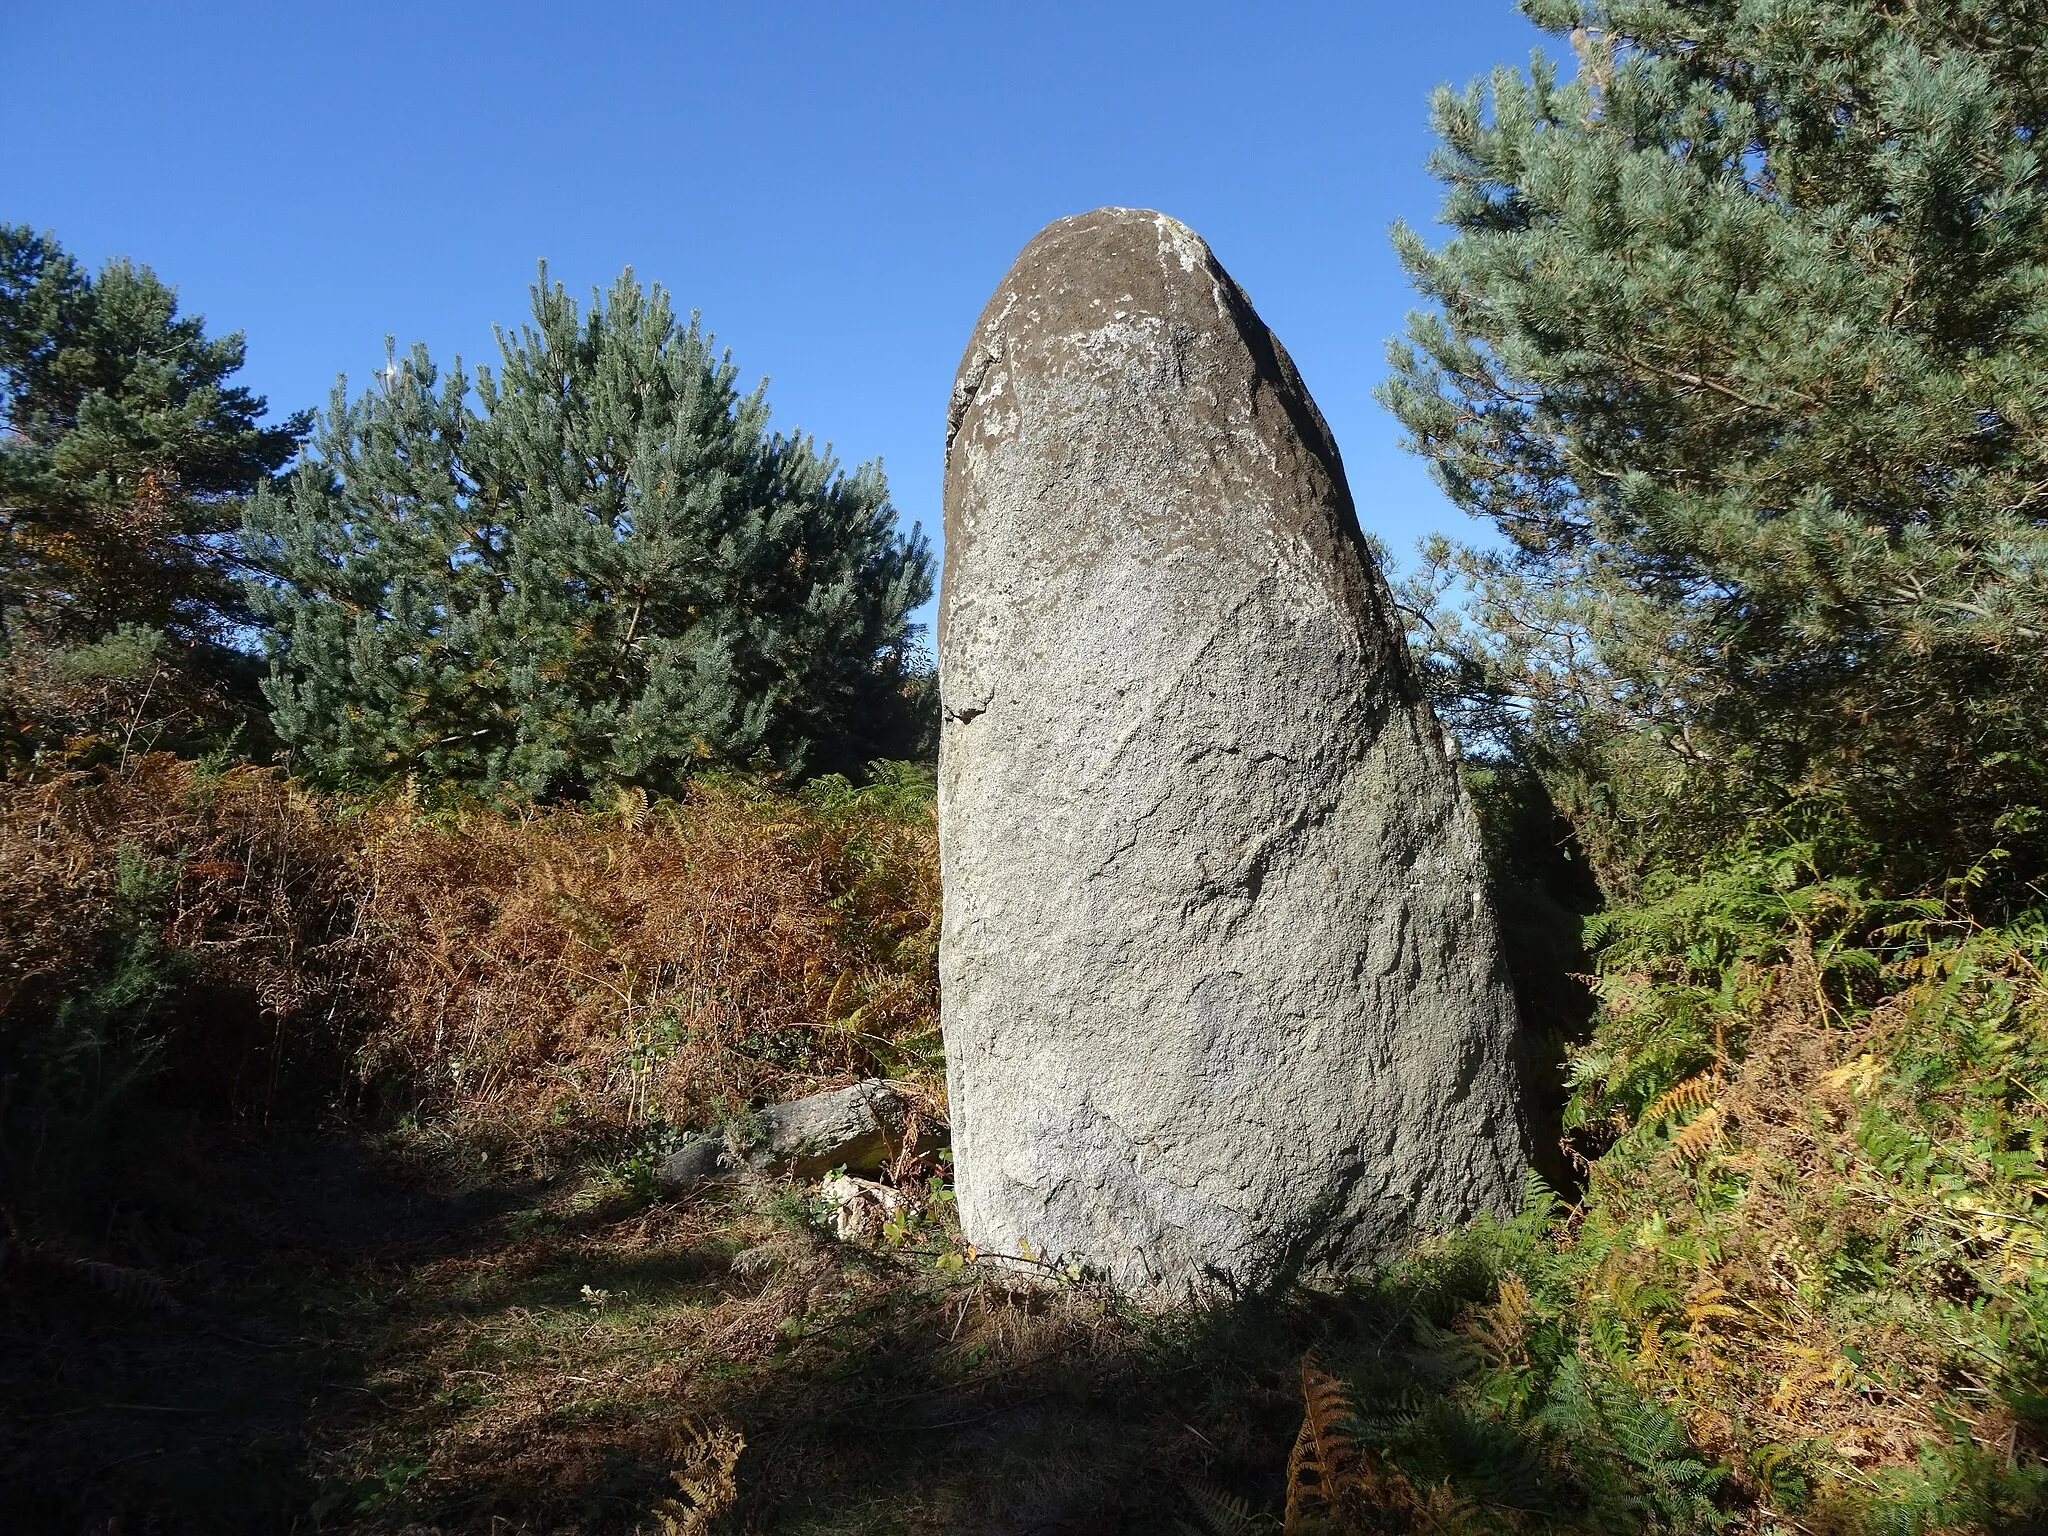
[244,266,934,801]
[0,225,307,644]
[0,226,306,762]
[1381,0,2048,887]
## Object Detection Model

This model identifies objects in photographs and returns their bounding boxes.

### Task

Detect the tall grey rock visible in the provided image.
[938,208,1528,1293]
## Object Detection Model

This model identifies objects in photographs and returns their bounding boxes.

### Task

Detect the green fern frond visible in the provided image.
[1175,1482,1274,1535]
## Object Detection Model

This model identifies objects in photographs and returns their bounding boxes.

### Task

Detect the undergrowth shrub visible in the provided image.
[0,754,359,1115]
[0,755,940,1235]
[351,762,940,1148]
[1338,834,2048,1533]
[0,844,185,1217]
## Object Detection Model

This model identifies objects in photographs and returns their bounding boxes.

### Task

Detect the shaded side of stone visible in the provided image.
[654,1135,736,1197]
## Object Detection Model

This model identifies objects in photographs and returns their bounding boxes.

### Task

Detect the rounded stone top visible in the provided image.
[991,205,1222,307]
[946,208,1245,451]
[942,206,1363,612]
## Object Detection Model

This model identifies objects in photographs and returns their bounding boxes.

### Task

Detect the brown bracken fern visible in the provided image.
[1286,1357,1421,1533]
[1640,1072,1724,1162]
[1639,1071,1716,1125]
[1461,1272,1532,1371]
[650,1420,743,1535]
[1669,1104,1724,1161]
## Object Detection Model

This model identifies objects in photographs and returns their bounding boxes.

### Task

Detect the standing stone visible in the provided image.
[939,208,1528,1293]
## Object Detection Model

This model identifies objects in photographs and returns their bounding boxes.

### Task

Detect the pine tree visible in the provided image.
[0,226,308,763]
[244,267,934,800]
[1383,0,2048,887]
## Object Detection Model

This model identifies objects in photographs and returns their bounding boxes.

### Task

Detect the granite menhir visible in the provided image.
[939,208,1528,1293]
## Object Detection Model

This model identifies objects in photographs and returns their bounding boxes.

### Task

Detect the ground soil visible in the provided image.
[3,1118,1316,1535]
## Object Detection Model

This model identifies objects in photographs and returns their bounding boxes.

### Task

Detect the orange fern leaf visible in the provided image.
[1286,1358,1362,1530]
[1670,1105,1725,1162]
[651,1420,743,1535]
[1462,1273,1534,1370]
[1641,1073,1716,1125]
[1283,1357,1428,1532]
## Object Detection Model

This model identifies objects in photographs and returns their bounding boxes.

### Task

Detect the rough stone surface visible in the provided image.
[653,1079,940,1196]
[938,207,1529,1293]
[748,1078,927,1181]
[654,1134,735,1196]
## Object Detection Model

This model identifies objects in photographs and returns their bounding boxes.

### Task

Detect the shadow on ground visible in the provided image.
[6,1092,1582,1536]
[3,1122,544,1532]
[6,1117,1403,1535]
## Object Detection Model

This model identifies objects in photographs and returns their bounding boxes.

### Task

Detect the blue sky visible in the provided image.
[7,1,1553,645]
